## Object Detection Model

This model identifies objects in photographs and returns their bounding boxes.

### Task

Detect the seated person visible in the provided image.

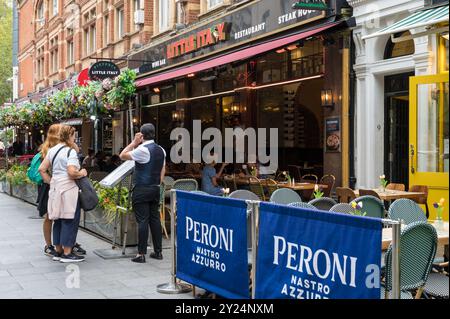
[201,154,228,196]
[258,160,276,179]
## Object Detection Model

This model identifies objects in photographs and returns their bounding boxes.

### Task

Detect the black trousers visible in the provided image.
[132,186,162,255]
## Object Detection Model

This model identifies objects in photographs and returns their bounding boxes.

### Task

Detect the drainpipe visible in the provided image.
[349,30,356,189]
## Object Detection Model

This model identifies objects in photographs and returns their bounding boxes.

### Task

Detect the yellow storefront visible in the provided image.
[363,4,449,220]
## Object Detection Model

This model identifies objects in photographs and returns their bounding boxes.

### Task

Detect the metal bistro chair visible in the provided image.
[336,187,357,203]
[163,176,175,199]
[172,178,198,192]
[229,189,260,201]
[329,203,355,214]
[264,178,279,198]
[388,199,427,225]
[423,262,449,299]
[288,202,318,210]
[249,177,266,201]
[383,221,437,299]
[386,183,406,191]
[409,185,430,219]
[320,174,336,198]
[309,197,337,211]
[269,188,302,205]
[159,183,169,239]
[354,195,385,219]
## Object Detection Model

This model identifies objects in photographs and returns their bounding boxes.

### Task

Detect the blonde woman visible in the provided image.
[39,125,87,263]
[37,124,61,258]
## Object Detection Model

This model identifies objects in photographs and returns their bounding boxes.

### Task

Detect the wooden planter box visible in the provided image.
[82,207,138,246]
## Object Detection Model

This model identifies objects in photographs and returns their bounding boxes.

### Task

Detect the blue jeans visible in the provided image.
[53,200,81,248]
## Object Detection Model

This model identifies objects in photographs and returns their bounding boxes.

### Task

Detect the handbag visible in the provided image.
[66,148,98,211]
[75,176,99,211]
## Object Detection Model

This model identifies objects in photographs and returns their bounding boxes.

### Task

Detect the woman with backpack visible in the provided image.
[38,125,87,263]
[34,124,61,257]
[32,124,86,258]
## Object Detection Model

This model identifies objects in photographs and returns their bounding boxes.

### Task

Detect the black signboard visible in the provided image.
[89,61,121,81]
[129,0,334,75]
[325,117,340,152]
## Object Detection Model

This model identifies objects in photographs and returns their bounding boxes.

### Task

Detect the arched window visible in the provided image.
[36,1,45,26]
[384,31,415,59]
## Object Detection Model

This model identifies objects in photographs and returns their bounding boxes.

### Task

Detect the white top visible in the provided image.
[46,143,80,178]
[130,140,166,164]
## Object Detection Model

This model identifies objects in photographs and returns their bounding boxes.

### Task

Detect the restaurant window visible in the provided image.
[256,38,323,85]
[216,63,248,92]
[36,1,45,27]
[257,51,289,84]
[117,7,125,39]
[189,98,217,135]
[67,39,74,65]
[384,32,415,59]
[157,104,177,156]
[191,77,213,98]
[159,0,170,32]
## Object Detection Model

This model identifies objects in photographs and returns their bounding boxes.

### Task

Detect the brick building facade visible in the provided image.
[16,0,208,100]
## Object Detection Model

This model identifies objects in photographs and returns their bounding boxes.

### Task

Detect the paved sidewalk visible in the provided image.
[0,193,195,299]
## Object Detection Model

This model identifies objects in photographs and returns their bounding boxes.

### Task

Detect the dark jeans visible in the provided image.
[53,200,81,248]
[132,186,162,255]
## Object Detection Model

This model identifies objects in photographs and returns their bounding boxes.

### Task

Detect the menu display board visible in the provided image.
[325,117,340,152]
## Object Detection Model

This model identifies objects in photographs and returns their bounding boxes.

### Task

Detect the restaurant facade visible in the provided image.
[129,0,355,188]
[351,0,449,219]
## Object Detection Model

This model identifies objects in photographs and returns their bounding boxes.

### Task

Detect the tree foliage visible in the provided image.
[0,0,13,105]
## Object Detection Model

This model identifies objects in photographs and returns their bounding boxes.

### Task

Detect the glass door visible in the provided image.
[409,74,449,220]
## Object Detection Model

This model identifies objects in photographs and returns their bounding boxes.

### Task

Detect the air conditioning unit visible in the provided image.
[134,9,145,25]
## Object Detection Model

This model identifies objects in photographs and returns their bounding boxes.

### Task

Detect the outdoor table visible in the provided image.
[382,221,449,251]
[277,182,328,191]
[354,189,426,201]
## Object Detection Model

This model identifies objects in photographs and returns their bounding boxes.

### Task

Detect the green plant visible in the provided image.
[350,201,367,217]
[93,181,130,224]
[0,69,137,129]
[0,168,7,182]
[433,198,445,221]
[379,174,388,190]
[313,184,324,199]
[6,164,30,186]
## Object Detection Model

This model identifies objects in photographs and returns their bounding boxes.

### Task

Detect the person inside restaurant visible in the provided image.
[202,153,228,196]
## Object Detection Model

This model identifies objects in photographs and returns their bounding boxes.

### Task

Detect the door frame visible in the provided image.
[409,73,449,220]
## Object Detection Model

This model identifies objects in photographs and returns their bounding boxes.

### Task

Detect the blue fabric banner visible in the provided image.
[255,203,382,299]
[176,191,250,299]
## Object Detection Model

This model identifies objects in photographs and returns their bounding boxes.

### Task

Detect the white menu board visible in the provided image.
[99,160,135,188]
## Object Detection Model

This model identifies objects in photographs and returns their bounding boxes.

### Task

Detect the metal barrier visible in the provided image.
[157,192,401,299]
[157,190,192,294]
